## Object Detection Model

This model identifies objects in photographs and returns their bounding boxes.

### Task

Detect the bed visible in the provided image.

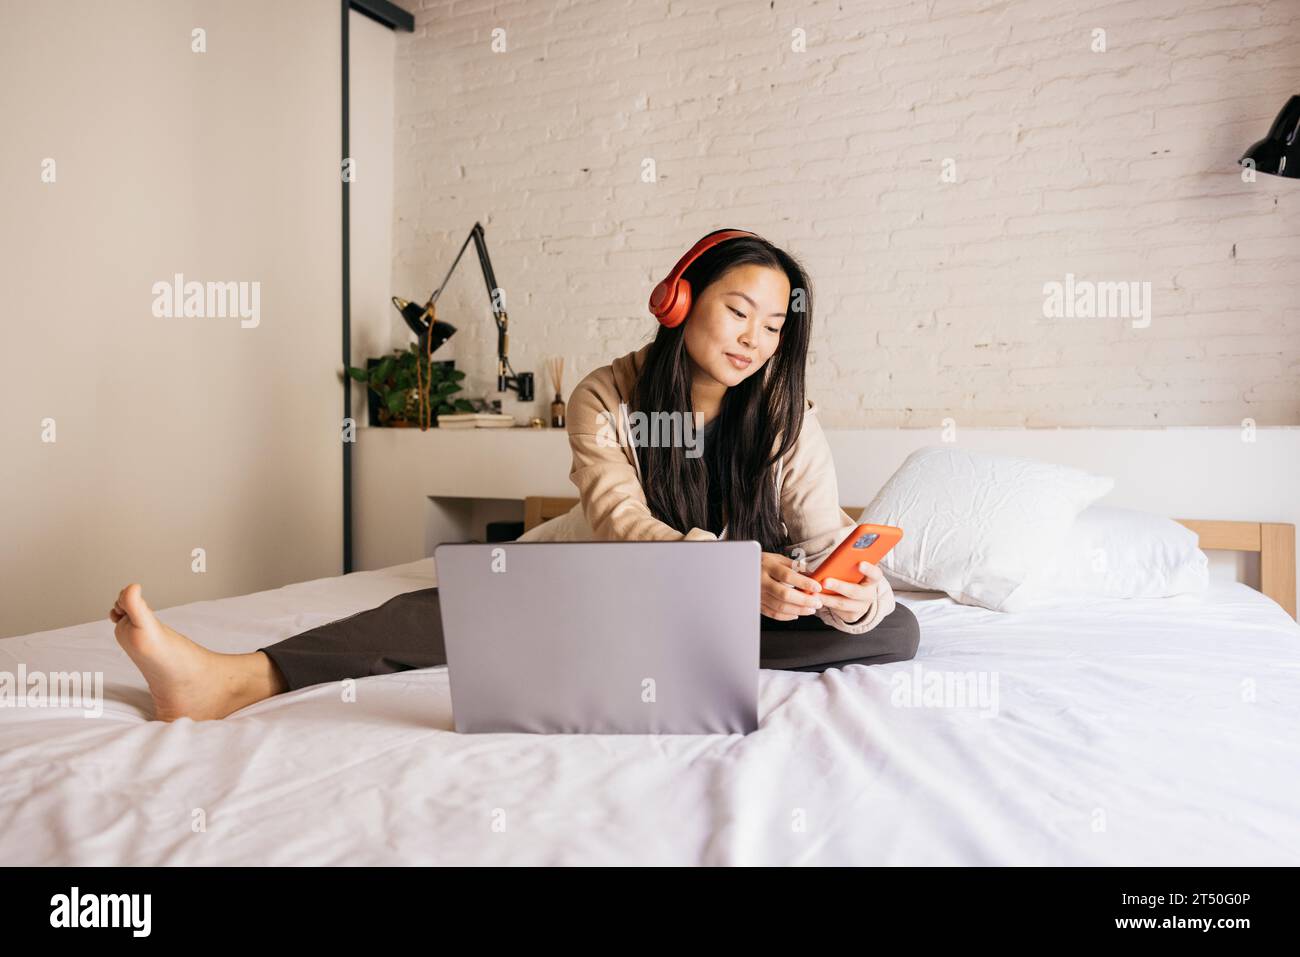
[2,506,1297,866]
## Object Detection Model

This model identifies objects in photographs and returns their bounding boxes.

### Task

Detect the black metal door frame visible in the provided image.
[342,1,413,573]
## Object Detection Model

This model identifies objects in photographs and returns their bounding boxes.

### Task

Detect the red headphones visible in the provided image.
[648,228,759,328]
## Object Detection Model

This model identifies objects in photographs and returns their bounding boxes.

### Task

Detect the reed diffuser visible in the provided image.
[546,356,566,428]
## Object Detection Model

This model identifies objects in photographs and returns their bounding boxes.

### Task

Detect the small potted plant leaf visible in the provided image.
[346,344,474,428]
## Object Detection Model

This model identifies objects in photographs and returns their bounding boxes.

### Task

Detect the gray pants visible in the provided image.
[260,587,921,692]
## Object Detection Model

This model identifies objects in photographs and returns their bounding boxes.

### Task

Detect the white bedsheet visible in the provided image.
[2,559,1298,865]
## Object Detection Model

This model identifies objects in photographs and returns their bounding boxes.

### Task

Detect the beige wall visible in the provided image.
[0,0,349,637]
[392,0,1299,429]
[349,10,402,418]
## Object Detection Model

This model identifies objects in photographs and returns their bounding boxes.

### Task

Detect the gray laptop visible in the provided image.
[433,541,760,735]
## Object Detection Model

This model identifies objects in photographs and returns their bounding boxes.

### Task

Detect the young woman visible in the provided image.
[109,228,919,722]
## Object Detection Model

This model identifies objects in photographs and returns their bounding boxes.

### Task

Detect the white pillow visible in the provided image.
[516,502,595,542]
[862,446,1115,612]
[1009,505,1208,608]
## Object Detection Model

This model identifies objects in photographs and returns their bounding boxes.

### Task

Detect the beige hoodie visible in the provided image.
[565,342,896,635]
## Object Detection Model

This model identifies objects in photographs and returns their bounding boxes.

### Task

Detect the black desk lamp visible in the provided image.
[391,221,534,402]
[1239,95,1300,178]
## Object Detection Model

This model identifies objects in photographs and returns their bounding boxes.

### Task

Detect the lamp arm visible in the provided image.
[402,220,533,403]
[426,225,477,309]
[463,223,522,393]
[470,222,504,318]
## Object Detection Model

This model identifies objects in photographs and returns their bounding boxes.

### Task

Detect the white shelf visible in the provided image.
[353,425,574,570]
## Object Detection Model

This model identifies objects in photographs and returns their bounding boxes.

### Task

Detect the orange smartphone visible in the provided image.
[806,524,903,597]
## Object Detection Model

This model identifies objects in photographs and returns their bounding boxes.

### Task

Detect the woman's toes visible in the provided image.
[118,583,153,626]
[109,584,249,722]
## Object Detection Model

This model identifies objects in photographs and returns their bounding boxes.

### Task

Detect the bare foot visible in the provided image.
[110,583,287,721]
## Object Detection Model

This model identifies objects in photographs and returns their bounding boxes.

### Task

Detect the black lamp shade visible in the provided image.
[391,296,457,352]
[418,319,457,354]
[1240,95,1300,178]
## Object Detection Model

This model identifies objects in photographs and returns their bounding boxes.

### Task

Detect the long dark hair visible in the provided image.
[631,232,812,553]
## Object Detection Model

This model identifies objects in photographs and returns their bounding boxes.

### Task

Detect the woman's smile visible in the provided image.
[725,351,753,370]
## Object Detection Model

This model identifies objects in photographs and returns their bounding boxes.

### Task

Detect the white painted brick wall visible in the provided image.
[391,0,1300,428]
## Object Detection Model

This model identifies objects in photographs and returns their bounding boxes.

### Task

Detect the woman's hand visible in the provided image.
[760,552,825,621]
[816,561,885,624]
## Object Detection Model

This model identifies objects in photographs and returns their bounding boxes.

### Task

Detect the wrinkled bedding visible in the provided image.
[2,558,1297,865]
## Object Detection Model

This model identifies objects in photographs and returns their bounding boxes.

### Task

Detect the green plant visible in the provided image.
[346,343,474,428]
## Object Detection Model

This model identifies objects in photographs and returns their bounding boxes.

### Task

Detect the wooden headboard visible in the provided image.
[523,496,586,532]
[1173,519,1296,619]
[522,497,1297,620]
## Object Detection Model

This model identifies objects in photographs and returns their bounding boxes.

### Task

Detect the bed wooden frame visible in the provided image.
[522,497,1297,620]
[1174,519,1296,619]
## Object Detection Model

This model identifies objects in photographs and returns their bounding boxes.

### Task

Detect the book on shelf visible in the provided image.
[435,412,517,429]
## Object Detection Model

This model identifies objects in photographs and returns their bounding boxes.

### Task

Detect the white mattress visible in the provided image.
[2,559,1298,865]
